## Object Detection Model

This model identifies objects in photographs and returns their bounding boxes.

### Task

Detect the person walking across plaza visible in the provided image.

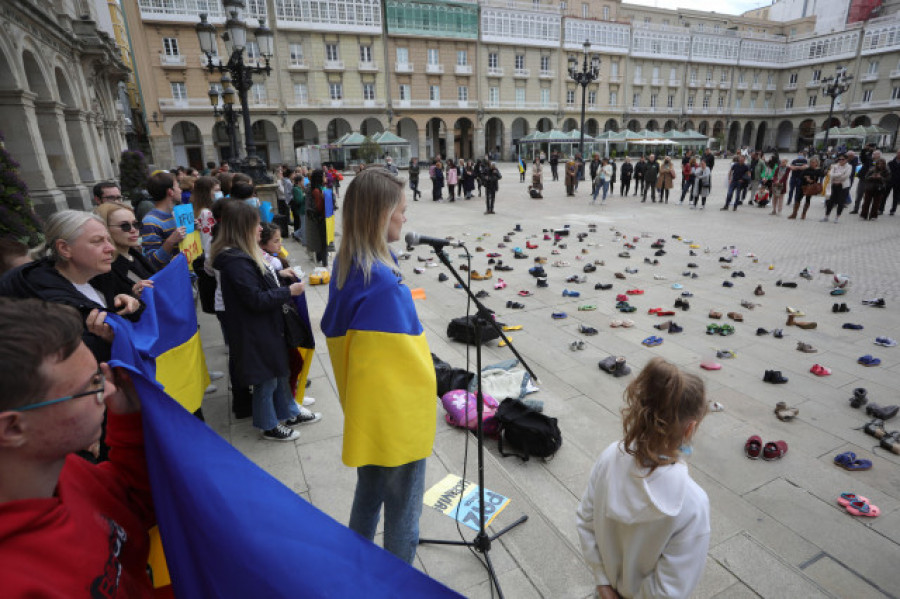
[822,153,852,223]
[549,150,559,181]
[408,157,421,201]
[482,162,502,214]
[321,168,437,565]
[722,155,750,211]
[576,357,710,599]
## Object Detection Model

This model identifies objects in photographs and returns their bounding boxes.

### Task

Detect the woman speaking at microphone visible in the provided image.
[321,168,436,564]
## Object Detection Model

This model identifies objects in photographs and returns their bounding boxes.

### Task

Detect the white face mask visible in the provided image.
[214,191,224,200]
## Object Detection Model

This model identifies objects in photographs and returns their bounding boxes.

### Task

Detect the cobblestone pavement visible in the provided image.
[200,161,900,598]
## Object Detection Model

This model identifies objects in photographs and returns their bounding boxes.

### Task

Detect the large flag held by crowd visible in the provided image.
[108,255,461,598]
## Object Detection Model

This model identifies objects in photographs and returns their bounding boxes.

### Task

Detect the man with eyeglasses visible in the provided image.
[0,298,156,596]
[93,182,124,206]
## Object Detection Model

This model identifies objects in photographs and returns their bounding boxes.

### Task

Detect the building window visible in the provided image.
[515,87,525,106]
[649,93,657,108]
[753,73,759,84]
[170,81,187,101]
[807,95,816,107]
[360,45,372,63]
[667,94,674,108]
[702,95,709,108]
[427,48,439,65]
[735,97,741,109]
[515,54,525,70]
[717,95,724,108]
[768,73,775,85]
[686,95,694,108]
[609,91,617,105]
[246,41,260,60]
[749,96,756,109]
[789,72,797,85]
[163,37,179,56]
[457,50,468,66]
[669,67,677,81]
[363,82,375,101]
[398,83,410,101]
[720,69,728,83]
[289,43,304,65]
[588,90,596,105]
[582,3,589,17]
[251,82,267,104]
[541,88,550,106]
[632,93,641,107]
[611,62,619,77]
[706,68,713,83]
[329,82,343,100]
[396,47,409,65]
[488,52,498,69]
[893,86,900,100]
[785,96,794,109]
[862,89,873,103]
[868,60,879,74]
[293,83,308,104]
[541,55,550,72]
[634,65,642,78]
[458,86,468,101]
[652,66,660,81]
[489,86,499,106]
[326,44,339,61]
[603,5,610,19]
[811,69,821,82]
[567,89,576,105]
[764,97,770,109]
[429,85,440,101]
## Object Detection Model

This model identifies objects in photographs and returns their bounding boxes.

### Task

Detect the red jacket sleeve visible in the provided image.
[98,411,155,529]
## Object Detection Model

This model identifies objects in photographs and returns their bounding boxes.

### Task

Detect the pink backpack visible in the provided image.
[441,390,500,437]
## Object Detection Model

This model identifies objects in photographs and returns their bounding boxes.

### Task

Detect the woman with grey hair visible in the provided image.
[0,210,142,361]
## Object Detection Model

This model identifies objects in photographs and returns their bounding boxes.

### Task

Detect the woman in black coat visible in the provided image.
[210,200,308,442]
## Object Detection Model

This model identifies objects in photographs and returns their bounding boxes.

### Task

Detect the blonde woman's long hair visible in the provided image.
[95,203,135,256]
[209,199,265,273]
[335,168,404,289]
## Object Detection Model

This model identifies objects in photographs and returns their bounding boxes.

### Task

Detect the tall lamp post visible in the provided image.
[567,40,600,160]
[820,66,853,157]
[196,0,274,182]
[208,73,241,164]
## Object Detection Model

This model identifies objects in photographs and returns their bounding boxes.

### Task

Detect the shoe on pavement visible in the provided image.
[262,424,300,442]
[285,407,323,427]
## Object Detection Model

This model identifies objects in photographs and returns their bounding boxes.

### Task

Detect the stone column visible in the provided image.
[474,125,485,158]
[418,127,429,162]
[444,124,455,161]
[202,133,217,169]
[64,108,102,186]
[279,130,294,165]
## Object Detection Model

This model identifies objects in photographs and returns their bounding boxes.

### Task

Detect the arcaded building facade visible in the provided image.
[123,0,900,169]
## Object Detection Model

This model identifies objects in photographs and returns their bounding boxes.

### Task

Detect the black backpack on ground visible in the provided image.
[447,314,500,345]
[495,398,562,461]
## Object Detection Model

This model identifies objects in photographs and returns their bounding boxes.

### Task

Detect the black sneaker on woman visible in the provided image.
[262,424,300,442]
[284,408,323,427]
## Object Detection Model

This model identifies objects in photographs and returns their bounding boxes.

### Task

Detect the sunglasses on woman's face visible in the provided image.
[112,221,142,233]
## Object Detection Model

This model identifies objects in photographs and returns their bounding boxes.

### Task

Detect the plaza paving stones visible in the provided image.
[199,162,899,597]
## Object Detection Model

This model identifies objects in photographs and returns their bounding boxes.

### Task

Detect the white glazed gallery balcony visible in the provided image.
[160,53,186,67]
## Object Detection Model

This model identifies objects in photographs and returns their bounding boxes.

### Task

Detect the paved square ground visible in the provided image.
[200,161,900,598]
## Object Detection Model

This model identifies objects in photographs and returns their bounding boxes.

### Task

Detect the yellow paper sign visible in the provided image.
[423,474,510,531]
[178,230,202,270]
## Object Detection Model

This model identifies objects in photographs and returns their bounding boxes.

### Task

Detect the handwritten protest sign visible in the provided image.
[179,231,202,270]
[173,204,195,234]
[423,474,510,531]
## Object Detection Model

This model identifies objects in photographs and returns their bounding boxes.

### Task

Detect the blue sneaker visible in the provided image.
[671,283,684,289]
[562,289,581,298]
[551,312,568,319]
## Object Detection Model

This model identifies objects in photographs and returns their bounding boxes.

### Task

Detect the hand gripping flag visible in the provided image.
[108,307,461,598]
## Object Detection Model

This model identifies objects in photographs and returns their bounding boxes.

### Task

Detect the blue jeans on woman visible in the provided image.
[252,376,299,431]
[348,458,427,564]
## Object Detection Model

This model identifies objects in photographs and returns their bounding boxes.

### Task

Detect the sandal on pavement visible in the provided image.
[727,312,744,322]
[774,401,799,421]
[710,401,725,412]
[609,319,623,328]
[706,323,722,335]
[745,435,763,459]
[716,349,737,359]
[719,324,735,336]
[762,440,788,461]
[700,360,722,370]
[834,453,873,471]
[846,500,880,517]
[796,342,818,353]
[621,319,635,328]
[810,363,832,376]
[858,355,882,367]
[837,492,869,507]
[709,310,723,319]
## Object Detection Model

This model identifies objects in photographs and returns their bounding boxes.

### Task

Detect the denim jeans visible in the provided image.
[724,181,743,208]
[786,178,803,205]
[348,458,427,564]
[252,376,299,431]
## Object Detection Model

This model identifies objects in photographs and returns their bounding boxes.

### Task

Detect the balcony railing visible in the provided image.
[806,79,821,88]
[514,68,530,79]
[851,98,900,110]
[323,60,345,71]
[395,62,413,73]
[160,53,185,67]
[159,98,214,111]
[891,69,900,79]
[669,79,680,87]
[633,77,646,85]
[358,61,378,72]
[425,63,444,74]
[719,81,730,89]
[736,82,748,89]
[455,64,473,75]
[608,75,622,84]
[650,77,662,86]
[751,82,762,90]
[200,54,223,67]
[487,66,504,77]
[487,100,558,110]
[688,79,700,88]
[287,59,308,70]
[766,83,777,90]
[539,69,555,79]
[860,72,879,82]
[400,99,480,109]
[704,81,716,88]
[784,82,797,90]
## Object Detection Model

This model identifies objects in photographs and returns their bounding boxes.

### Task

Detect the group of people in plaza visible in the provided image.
[404,156,504,214]
[512,143,899,223]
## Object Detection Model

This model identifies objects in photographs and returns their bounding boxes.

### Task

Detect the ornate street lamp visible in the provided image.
[568,39,601,160]
[196,1,274,182]
[208,73,240,163]
[820,66,853,156]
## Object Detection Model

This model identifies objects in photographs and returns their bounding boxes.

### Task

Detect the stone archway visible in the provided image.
[484,117,504,160]
[663,120,677,133]
[454,117,475,160]
[822,116,841,130]
[741,121,755,148]
[798,119,816,151]
[604,118,619,132]
[326,117,352,143]
[360,117,383,136]
[562,118,578,132]
[292,118,318,148]
[396,117,419,158]
[626,119,640,132]
[425,117,447,159]
[585,118,599,137]
[213,122,237,163]
[251,119,281,165]
[852,115,872,127]
[727,121,741,151]
[755,122,768,151]
[712,121,725,142]
[511,116,529,154]
[536,117,553,132]
[646,120,659,132]
[171,121,204,170]
[878,114,899,150]
[776,120,793,150]
[698,121,709,136]
[682,120,695,132]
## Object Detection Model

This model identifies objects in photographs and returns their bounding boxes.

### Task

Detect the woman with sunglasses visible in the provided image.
[96,203,156,297]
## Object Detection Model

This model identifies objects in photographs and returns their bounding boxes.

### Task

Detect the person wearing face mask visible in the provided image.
[191,176,219,259]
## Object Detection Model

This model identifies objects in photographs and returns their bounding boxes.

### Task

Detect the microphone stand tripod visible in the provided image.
[418,244,536,599]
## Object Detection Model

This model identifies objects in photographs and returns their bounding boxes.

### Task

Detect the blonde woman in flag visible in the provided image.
[322,168,436,564]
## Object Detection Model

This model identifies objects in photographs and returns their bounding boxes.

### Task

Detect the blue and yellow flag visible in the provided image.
[323,187,335,246]
[321,259,437,467]
[131,253,209,413]
[290,293,315,403]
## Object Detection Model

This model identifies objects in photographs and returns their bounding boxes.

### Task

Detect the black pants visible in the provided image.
[620,178,630,196]
[550,164,558,180]
[680,180,692,202]
[634,178,644,196]
[485,190,496,213]
[410,180,420,200]
[825,186,848,217]
[290,202,303,231]
[642,182,656,202]
[217,311,252,418]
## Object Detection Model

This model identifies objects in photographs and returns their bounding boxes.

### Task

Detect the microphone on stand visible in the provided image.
[404,231,465,249]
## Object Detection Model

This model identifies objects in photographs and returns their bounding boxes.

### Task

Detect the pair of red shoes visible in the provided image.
[626,289,644,295]
[810,363,832,376]
[526,241,538,249]
[648,307,676,317]
[744,436,788,460]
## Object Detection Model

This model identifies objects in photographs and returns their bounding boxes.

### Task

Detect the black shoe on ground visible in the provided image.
[595,283,612,290]
[537,278,548,288]
[475,290,490,298]
[866,403,899,420]
[262,424,300,442]
[438,273,449,282]
[284,409,322,427]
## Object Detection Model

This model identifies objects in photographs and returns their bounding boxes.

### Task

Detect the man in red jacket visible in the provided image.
[0,298,156,597]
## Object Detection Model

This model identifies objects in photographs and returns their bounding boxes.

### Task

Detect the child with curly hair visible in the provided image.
[576,357,710,598]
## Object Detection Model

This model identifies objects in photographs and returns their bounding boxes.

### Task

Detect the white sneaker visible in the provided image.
[204,384,218,394]
[300,396,316,406]
[820,217,829,222]
[208,370,225,381]
[834,217,840,223]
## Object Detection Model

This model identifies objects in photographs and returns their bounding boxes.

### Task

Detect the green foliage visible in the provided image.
[357,136,382,165]
[0,132,44,248]
[610,149,618,158]
[119,149,149,200]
